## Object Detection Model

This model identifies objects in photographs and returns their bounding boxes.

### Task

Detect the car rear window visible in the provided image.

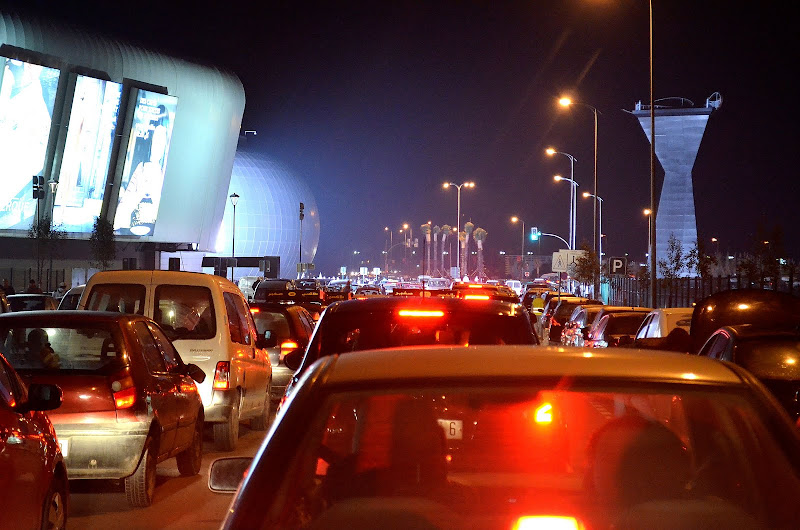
[8,296,47,311]
[154,285,216,340]
[1,324,125,374]
[252,309,292,342]
[85,283,146,314]
[309,309,535,361]
[607,314,649,335]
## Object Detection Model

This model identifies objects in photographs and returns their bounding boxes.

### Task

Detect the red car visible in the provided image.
[0,311,206,508]
[0,351,66,529]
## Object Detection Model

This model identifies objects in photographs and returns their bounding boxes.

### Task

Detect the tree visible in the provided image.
[90,216,117,270]
[473,227,487,280]
[658,233,687,281]
[420,224,432,276]
[463,222,474,277]
[459,231,467,278]
[432,225,441,275]
[29,215,65,285]
[686,239,717,278]
[573,242,600,288]
[440,224,451,276]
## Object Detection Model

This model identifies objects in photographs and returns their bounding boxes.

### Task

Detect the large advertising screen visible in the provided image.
[113,89,177,236]
[0,58,61,229]
[53,75,123,233]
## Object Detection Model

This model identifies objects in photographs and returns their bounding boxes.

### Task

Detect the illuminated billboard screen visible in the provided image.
[113,89,177,236]
[0,58,61,229]
[53,75,123,233]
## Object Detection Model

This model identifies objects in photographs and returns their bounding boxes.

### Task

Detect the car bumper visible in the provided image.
[54,422,149,479]
[203,388,238,423]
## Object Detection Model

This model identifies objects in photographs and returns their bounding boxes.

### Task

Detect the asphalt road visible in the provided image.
[68,422,270,530]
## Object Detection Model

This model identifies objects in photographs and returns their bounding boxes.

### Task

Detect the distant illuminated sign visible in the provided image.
[0,58,61,229]
[53,75,122,233]
[113,89,177,236]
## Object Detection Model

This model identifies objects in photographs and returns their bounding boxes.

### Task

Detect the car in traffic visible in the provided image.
[698,325,800,421]
[561,304,606,347]
[7,293,58,311]
[280,296,538,404]
[56,284,85,310]
[0,350,67,529]
[354,285,383,298]
[209,346,800,529]
[634,307,693,340]
[450,282,520,303]
[248,301,316,410]
[236,276,263,302]
[541,297,602,345]
[0,310,206,507]
[584,311,650,348]
[78,270,272,451]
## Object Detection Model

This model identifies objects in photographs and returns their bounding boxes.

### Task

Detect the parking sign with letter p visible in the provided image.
[610,257,627,276]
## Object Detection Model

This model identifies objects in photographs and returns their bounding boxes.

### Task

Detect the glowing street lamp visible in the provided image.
[510,216,525,260]
[553,175,578,250]
[643,209,652,262]
[443,181,475,277]
[546,147,577,249]
[583,192,603,260]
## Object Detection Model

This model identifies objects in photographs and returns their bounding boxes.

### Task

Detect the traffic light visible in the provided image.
[530,227,540,241]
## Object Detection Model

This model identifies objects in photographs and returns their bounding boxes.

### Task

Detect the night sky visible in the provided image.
[6,1,797,276]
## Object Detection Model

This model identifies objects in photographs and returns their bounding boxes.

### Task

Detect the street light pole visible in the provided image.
[644,208,652,269]
[648,0,658,308]
[546,148,577,249]
[510,217,525,278]
[583,192,604,262]
[229,193,239,283]
[553,175,578,250]
[444,181,475,279]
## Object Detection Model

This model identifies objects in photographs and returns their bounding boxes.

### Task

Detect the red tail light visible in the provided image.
[213,361,230,390]
[534,402,553,424]
[512,515,583,530]
[464,294,490,301]
[111,375,136,409]
[250,307,260,314]
[280,340,299,359]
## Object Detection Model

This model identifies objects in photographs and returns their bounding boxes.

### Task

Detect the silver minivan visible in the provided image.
[78,270,272,450]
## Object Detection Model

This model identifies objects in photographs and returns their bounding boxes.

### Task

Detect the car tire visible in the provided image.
[125,439,157,507]
[250,394,273,431]
[213,391,240,451]
[176,418,203,476]
[40,477,67,530]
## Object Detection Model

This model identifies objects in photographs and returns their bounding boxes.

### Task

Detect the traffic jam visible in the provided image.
[2,272,800,529]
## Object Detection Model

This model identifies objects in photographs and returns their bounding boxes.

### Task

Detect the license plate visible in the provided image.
[59,439,69,458]
[437,419,463,440]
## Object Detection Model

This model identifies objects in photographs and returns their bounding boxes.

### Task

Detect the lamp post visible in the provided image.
[546,148,577,249]
[510,217,525,278]
[229,193,239,282]
[553,175,578,250]
[643,208,652,263]
[443,181,475,278]
[558,97,599,255]
[583,192,603,262]
[384,227,392,272]
[711,237,719,257]
[648,0,657,308]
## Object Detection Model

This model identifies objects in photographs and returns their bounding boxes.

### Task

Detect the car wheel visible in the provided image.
[213,391,240,451]
[176,418,203,476]
[41,477,67,530]
[125,439,157,507]
[250,393,273,431]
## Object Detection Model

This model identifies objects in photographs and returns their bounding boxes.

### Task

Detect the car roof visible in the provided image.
[321,296,523,315]
[720,324,800,341]
[7,293,54,298]
[0,310,142,323]
[87,269,237,289]
[322,345,743,386]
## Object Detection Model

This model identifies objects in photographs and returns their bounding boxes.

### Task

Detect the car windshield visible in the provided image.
[310,308,533,359]
[0,324,125,374]
[266,382,800,529]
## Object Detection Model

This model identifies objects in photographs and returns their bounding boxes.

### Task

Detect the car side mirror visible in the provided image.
[257,330,278,349]
[283,347,304,372]
[17,383,62,414]
[186,363,206,384]
[208,457,252,493]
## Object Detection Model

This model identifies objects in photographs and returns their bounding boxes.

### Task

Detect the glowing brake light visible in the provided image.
[512,515,583,530]
[464,294,490,301]
[111,374,136,410]
[534,402,553,424]
[467,284,485,289]
[280,341,299,359]
[398,309,445,317]
[213,361,230,390]
[250,307,260,314]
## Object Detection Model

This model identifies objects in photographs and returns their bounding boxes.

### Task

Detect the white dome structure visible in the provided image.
[209,148,320,279]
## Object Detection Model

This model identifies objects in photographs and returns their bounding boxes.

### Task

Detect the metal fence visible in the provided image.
[607,273,798,308]
[0,268,67,294]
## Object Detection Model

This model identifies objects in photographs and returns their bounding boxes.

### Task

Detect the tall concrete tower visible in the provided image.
[631,94,721,276]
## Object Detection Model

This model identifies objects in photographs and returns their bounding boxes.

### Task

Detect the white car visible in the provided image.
[504,279,523,297]
[635,307,693,339]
